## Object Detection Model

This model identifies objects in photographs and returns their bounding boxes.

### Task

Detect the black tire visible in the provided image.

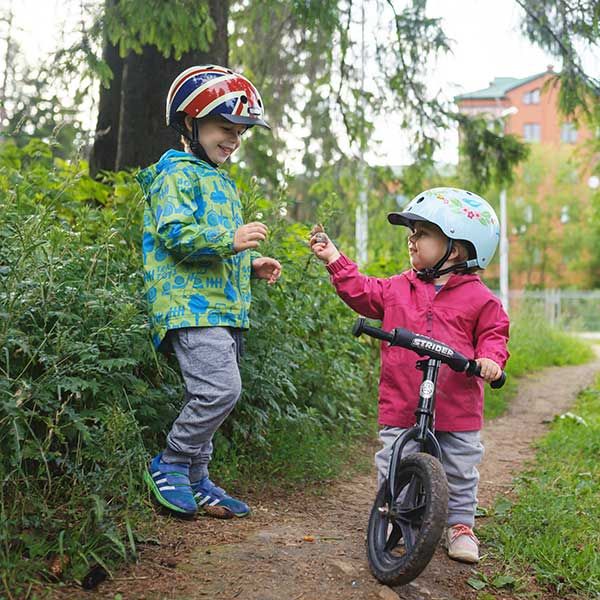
[366,452,448,586]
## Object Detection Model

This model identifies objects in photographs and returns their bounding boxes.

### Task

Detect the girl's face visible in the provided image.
[187,117,247,164]
[407,222,455,271]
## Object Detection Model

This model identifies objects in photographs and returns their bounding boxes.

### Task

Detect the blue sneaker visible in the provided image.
[144,453,197,517]
[191,477,250,519]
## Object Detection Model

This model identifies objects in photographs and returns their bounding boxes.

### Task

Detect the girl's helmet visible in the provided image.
[388,187,500,270]
[166,65,270,132]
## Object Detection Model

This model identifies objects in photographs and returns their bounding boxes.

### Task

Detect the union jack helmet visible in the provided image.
[166,65,270,130]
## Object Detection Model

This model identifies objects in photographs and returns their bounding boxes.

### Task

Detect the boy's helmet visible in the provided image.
[388,187,500,269]
[166,65,270,131]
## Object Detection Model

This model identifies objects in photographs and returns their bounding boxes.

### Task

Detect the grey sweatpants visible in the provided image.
[375,427,484,527]
[161,327,243,482]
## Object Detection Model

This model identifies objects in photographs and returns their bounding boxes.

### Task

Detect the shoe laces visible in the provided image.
[449,524,478,543]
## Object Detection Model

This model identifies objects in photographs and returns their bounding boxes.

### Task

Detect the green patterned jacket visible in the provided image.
[137,150,258,349]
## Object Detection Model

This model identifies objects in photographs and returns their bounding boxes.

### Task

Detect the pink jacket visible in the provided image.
[327,254,510,431]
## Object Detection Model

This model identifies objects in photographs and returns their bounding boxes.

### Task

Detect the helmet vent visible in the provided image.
[240,95,248,104]
[416,196,424,203]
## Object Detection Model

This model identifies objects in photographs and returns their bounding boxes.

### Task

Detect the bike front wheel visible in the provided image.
[366,452,448,587]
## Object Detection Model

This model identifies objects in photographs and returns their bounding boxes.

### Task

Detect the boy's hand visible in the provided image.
[309,225,341,265]
[234,222,268,252]
[252,257,282,284]
[475,358,502,383]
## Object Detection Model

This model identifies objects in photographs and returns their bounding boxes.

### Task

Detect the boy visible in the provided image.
[137,66,281,518]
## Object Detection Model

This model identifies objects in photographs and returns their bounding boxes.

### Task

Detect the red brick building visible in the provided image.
[455,66,592,146]
[455,68,596,289]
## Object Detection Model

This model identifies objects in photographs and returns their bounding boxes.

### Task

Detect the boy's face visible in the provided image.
[193,117,247,165]
[407,221,451,271]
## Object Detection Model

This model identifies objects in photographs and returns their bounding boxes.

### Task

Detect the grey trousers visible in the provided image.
[162,327,243,482]
[375,427,484,527]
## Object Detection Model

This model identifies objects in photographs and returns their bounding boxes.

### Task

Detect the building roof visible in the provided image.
[454,71,550,101]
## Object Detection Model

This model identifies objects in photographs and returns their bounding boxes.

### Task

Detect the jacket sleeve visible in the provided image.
[149,171,236,261]
[326,253,386,320]
[474,296,510,367]
[249,250,263,278]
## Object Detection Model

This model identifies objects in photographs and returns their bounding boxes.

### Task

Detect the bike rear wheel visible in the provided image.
[367,452,448,586]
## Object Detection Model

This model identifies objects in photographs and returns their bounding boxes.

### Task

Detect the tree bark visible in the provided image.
[115,0,229,171]
[89,34,123,176]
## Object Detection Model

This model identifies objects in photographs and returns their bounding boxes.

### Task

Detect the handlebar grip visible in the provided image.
[490,371,507,389]
[353,317,395,343]
[467,360,507,389]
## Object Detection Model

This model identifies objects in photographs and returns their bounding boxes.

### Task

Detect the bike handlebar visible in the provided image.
[352,317,506,389]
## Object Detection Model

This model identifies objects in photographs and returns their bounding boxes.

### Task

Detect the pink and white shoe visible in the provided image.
[446,524,480,563]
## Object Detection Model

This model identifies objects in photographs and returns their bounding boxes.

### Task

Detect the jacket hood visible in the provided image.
[136,149,217,199]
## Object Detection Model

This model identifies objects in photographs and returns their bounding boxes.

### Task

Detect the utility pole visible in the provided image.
[355,0,368,267]
[499,189,509,312]
[497,106,517,314]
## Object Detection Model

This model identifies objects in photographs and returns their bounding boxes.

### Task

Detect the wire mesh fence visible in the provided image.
[503,290,600,332]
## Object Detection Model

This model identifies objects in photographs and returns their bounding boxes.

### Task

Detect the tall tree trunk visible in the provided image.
[116,0,229,170]
[88,29,123,176]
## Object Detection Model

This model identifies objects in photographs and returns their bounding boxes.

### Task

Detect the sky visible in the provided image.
[4,0,596,168]
[366,0,562,165]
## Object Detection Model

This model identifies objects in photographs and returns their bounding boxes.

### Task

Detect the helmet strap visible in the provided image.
[416,239,455,282]
[169,118,218,168]
[189,118,218,168]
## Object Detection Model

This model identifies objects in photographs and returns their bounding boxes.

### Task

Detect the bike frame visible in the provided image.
[386,358,444,504]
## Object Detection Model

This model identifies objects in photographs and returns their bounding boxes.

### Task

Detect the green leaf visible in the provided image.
[467,577,487,591]
[492,575,516,588]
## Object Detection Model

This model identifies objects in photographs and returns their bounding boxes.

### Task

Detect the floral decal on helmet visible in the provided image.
[434,192,497,226]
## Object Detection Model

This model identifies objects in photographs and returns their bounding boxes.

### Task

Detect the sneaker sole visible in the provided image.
[447,550,479,564]
[144,470,197,517]
[197,504,251,519]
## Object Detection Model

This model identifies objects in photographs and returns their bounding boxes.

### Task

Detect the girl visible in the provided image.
[310,187,509,563]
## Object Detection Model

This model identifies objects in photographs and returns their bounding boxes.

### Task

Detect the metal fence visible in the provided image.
[503,290,600,332]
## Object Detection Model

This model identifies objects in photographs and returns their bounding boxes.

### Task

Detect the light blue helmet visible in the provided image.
[387,187,500,269]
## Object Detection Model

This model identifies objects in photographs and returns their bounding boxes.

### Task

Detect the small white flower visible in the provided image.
[279,206,288,217]
[251,175,258,184]
[255,212,263,219]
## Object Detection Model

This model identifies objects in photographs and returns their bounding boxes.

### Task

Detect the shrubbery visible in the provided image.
[0,140,377,592]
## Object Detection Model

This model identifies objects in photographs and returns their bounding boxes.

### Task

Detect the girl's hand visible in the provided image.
[475,358,502,383]
[234,222,268,252]
[252,257,282,284]
[309,225,341,265]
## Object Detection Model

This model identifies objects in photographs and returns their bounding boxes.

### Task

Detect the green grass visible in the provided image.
[481,380,600,597]
[484,309,594,419]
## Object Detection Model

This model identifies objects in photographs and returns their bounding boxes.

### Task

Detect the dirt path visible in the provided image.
[78,355,599,600]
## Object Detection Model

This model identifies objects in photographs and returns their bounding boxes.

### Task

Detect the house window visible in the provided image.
[523,88,541,104]
[560,123,578,144]
[523,123,541,142]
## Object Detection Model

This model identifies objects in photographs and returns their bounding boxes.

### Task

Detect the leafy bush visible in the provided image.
[0,140,376,592]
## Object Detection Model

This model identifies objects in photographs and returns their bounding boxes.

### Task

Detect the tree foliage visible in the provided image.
[516,0,600,121]
[104,0,215,59]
